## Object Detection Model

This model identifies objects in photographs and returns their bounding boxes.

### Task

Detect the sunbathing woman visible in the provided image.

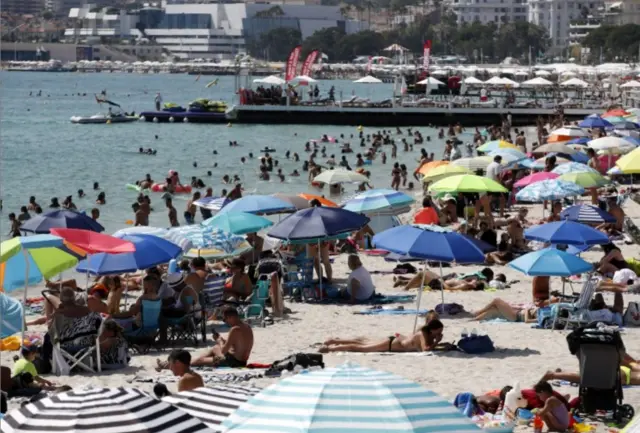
[319,319,444,353]
[394,269,488,291]
[540,355,640,386]
[472,298,538,322]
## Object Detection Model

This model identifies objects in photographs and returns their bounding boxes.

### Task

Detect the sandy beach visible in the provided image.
[4,195,640,428]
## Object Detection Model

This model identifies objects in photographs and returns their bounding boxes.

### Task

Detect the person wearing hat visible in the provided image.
[12,345,56,391]
[162,273,200,318]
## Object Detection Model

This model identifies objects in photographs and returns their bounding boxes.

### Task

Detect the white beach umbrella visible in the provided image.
[550,127,589,137]
[354,75,382,84]
[561,71,577,77]
[253,75,285,85]
[521,77,554,87]
[313,169,369,184]
[514,71,529,77]
[463,76,484,85]
[431,69,448,76]
[534,143,577,154]
[484,76,505,85]
[589,136,634,153]
[560,78,588,88]
[535,70,551,76]
[621,80,640,89]
[417,76,445,86]
[290,75,317,85]
[451,156,493,171]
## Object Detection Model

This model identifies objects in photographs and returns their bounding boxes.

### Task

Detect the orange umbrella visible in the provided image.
[298,193,338,207]
[546,135,571,143]
[603,109,629,118]
[50,228,136,254]
[417,160,449,176]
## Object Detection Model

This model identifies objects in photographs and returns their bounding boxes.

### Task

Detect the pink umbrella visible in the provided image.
[515,172,559,188]
[598,154,620,172]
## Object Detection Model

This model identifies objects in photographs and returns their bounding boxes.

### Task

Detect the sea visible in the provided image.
[0,72,457,239]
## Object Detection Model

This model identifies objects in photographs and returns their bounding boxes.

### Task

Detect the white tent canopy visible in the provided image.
[463,76,484,85]
[354,75,382,84]
[535,70,551,76]
[417,77,445,86]
[521,77,554,87]
[290,75,317,85]
[621,80,640,88]
[383,44,408,52]
[253,75,285,85]
[560,78,588,88]
[514,71,529,77]
[484,76,506,85]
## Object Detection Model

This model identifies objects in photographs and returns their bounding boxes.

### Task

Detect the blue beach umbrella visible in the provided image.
[202,212,273,235]
[568,137,591,145]
[508,248,593,276]
[1,293,24,339]
[169,226,252,259]
[554,243,592,255]
[268,207,370,241]
[112,226,192,252]
[222,362,482,433]
[20,209,104,234]
[623,136,640,147]
[217,195,296,216]
[516,179,584,202]
[579,115,613,129]
[612,121,640,130]
[524,220,609,245]
[194,196,231,212]
[342,189,414,214]
[551,162,598,175]
[76,234,182,275]
[489,148,527,160]
[560,204,616,224]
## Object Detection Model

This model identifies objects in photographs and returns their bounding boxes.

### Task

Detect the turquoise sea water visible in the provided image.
[0,72,452,239]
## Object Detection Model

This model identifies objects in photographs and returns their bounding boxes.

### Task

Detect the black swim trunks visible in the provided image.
[217,353,247,368]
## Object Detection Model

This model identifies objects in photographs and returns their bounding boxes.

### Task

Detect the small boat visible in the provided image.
[70,113,139,124]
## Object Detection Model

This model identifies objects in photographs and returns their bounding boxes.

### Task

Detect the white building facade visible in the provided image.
[448,0,528,24]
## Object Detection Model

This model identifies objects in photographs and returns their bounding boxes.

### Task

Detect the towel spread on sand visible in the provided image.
[331,352,434,357]
[309,294,415,305]
[354,309,430,315]
[129,370,265,385]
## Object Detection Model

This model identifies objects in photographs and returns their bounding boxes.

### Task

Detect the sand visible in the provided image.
[3,196,640,430]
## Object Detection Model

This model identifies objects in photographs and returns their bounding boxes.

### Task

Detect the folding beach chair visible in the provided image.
[552,276,598,330]
[240,276,271,327]
[165,296,202,347]
[124,299,162,354]
[283,258,315,300]
[50,313,103,375]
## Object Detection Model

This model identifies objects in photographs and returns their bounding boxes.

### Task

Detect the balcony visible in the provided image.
[569,20,601,28]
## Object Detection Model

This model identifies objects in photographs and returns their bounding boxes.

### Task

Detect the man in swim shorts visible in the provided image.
[192,307,253,368]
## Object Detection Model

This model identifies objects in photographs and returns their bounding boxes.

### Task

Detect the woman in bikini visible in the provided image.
[394,269,487,291]
[223,258,252,301]
[319,319,444,353]
[472,298,538,322]
[598,243,629,276]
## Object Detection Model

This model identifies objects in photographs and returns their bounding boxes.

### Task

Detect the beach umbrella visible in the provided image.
[534,156,572,166]
[342,189,414,214]
[623,136,640,146]
[477,140,517,153]
[489,148,527,160]
[559,171,610,188]
[417,160,449,176]
[422,164,471,182]
[268,207,369,241]
[508,248,593,276]
[49,228,135,255]
[222,363,482,433]
[603,116,627,124]
[112,226,193,252]
[561,78,588,88]
[313,169,368,185]
[354,75,382,84]
[75,234,182,275]
[169,226,252,260]
[615,147,640,173]
[589,136,634,153]
[612,121,640,130]
[194,197,231,212]
[0,293,23,339]
[216,195,296,216]
[202,212,272,235]
[534,143,577,154]
[524,220,609,245]
[507,158,537,170]
[514,172,559,188]
[253,75,285,85]
[579,115,612,129]
[428,174,508,194]
[603,109,629,118]
[516,179,585,202]
[0,387,213,433]
[163,385,260,431]
[551,162,598,175]
[450,156,493,171]
[417,76,445,86]
[568,137,591,145]
[560,204,616,224]
[298,193,338,207]
[270,193,310,210]
[550,127,589,138]
[20,209,104,234]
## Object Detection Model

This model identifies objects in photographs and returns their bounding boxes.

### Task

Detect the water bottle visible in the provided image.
[461,328,469,338]
[471,328,478,337]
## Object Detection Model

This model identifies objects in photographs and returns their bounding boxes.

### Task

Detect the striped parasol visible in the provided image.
[221,362,482,433]
[169,226,252,259]
[112,226,193,252]
[551,162,598,175]
[163,385,261,432]
[342,189,414,214]
[560,204,616,224]
[0,387,214,433]
[194,197,231,212]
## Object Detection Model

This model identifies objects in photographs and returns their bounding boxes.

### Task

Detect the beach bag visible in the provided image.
[624,302,640,326]
[537,306,554,329]
[435,303,465,315]
[268,353,324,373]
[457,335,495,354]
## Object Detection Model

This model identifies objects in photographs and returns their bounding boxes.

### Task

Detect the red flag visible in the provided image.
[300,50,319,77]
[285,45,302,81]
[423,40,432,70]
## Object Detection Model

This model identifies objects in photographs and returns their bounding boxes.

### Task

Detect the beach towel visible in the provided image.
[309,293,415,305]
[354,308,430,315]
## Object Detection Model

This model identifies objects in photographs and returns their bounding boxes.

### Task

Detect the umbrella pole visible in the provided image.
[85,255,91,302]
[318,239,323,300]
[21,249,30,344]
[439,262,445,306]
[412,261,428,333]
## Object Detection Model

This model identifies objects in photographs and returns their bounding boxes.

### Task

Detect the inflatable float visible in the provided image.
[126,184,151,193]
[151,183,193,193]
[260,148,276,153]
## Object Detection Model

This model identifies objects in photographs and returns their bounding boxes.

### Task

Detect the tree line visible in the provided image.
[581,24,640,62]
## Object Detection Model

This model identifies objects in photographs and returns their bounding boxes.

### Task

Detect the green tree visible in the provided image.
[301,27,346,60]
[248,27,302,61]
[583,24,640,61]
[42,10,53,20]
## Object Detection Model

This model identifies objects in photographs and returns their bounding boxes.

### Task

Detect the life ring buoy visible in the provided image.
[153,117,159,123]
[151,183,193,193]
